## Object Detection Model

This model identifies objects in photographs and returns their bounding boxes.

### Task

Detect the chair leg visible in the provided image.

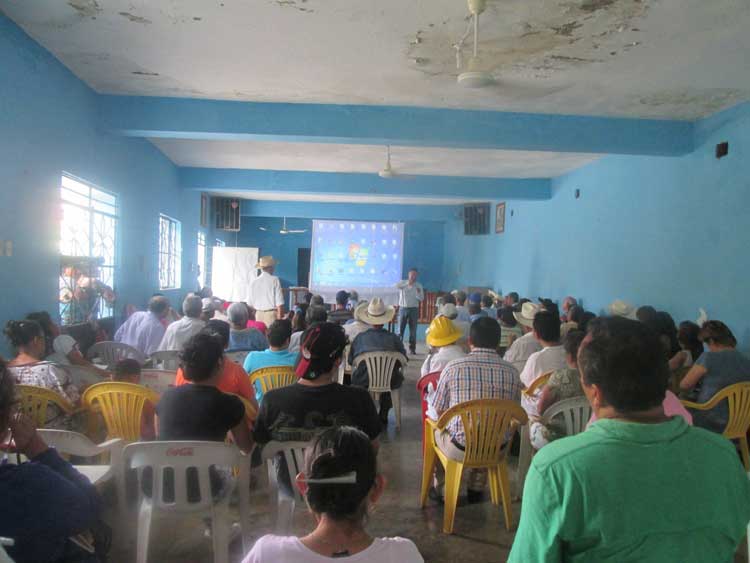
[442,461,464,534]
[392,388,402,430]
[497,462,514,531]
[211,504,231,563]
[487,467,499,505]
[420,428,437,507]
[740,437,750,471]
[135,501,153,563]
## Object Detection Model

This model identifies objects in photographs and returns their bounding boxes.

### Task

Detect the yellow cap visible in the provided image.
[426,316,463,347]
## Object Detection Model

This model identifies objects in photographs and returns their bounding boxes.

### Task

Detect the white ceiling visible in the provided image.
[152,139,599,178]
[3,0,750,119]
[216,190,473,206]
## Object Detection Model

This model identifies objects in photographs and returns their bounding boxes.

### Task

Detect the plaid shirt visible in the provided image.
[433,348,521,446]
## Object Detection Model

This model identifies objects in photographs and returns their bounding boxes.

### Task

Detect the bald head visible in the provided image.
[148,295,170,318]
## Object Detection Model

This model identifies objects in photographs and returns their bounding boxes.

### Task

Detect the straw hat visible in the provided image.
[357,297,395,325]
[608,300,637,319]
[256,256,278,268]
[353,301,369,322]
[513,302,541,328]
[426,317,463,347]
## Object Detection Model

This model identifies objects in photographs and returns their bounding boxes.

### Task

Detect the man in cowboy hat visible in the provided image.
[247,256,285,327]
[503,301,543,373]
[344,300,371,343]
[349,297,407,426]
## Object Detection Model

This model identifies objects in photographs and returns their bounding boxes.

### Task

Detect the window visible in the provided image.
[197,231,207,289]
[59,174,118,324]
[159,214,181,290]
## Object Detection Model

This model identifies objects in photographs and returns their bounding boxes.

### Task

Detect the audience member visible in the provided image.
[578,310,597,333]
[114,295,170,355]
[503,292,519,308]
[467,302,485,323]
[112,358,155,440]
[481,294,496,319]
[243,319,298,403]
[503,302,543,373]
[519,310,567,416]
[310,295,325,307]
[291,306,327,353]
[669,320,703,371]
[346,290,359,311]
[509,317,750,562]
[329,290,355,326]
[635,305,658,324]
[396,268,424,355]
[245,305,268,335]
[453,291,472,322]
[200,297,215,322]
[0,361,101,563]
[560,296,577,322]
[421,317,466,377]
[468,293,487,316]
[157,294,205,352]
[288,303,309,354]
[608,299,637,319]
[243,426,422,562]
[647,311,681,359]
[438,303,470,342]
[349,298,407,426]
[227,302,268,352]
[497,306,523,352]
[343,302,371,343]
[431,317,521,502]
[680,320,750,432]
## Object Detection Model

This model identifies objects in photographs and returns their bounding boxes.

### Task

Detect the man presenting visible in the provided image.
[247,256,285,327]
[395,267,423,355]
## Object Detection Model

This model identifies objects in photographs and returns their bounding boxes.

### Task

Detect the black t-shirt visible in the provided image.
[253,382,381,444]
[156,384,245,442]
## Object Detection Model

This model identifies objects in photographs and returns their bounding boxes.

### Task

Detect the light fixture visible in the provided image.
[456,0,494,88]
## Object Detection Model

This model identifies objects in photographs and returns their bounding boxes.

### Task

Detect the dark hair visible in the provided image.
[203,319,230,348]
[579,311,597,333]
[540,299,560,321]
[303,292,314,304]
[0,358,15,431]
[114,358,142,381]
[498,307,517,327]
[470,316,501,349]
[148,295,170,315]
[507,292,519,303]
[335,290,350,305]
[468,303,481,315]
[455,290,467,305]
[310,295,325,307]
[678,321,704,362]
[568,305,585,325]
[517,298,531,308]
[481,295,494,308]
[4,319,44,349]
[442,293,456,306]
[646,312,679,358]
[563,330,585,358]
[180,333,224,382]
[26,311,55,355]
[408,267,418,273]
[579,317,668,413]
[296,322,348,380]
[636,305,657,324]
[532,310,561,343]
[293,303,309,333]
[699,320,736,347]
[304,426,377,522]
[268,319,293,348]
[306,306,328,325]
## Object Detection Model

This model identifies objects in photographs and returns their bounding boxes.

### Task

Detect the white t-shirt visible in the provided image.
[242,535,423,563]
[519,344,567,415]
[421,344,466,376]
[158,316,205,352]
[503,331,542,374]
[248,271,284,311]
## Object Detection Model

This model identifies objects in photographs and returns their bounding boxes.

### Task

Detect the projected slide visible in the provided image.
[310,220,404,300]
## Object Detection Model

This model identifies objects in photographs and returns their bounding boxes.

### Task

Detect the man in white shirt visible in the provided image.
[503,302,543,373]
[453,290,472,323]
[157,294,205,351]
[395,268,424,355]
[421,316,466,376]
[247,256,285,327]
[518,310,566,415]
[344,301,372,343]
[114,295,170,356]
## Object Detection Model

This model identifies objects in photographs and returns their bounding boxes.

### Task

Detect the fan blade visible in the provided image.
[259,227,268,231]
[288,229,307,234]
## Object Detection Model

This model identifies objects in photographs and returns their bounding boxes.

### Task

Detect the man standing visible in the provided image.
[157,294,205,352]
[395,268,423,355]
[248,256,285,327]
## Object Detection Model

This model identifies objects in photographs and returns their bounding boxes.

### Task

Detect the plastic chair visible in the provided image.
[226,351,250,365]
[420,399,527,534]
[140,369,177,395]
[16,384,77,428]
[261,440,310,532]
[522,370,553,398]
[682,382,750,469]
[37,429,123,486]
[87,341,146,369]
[82,382,159,442]
[0,539,13,563]
[417,372,442,452]
[120,441,251,563]
[249,366,297,395]
[229,394,258,422]
[148,350,180,371]
[353,351,408,429]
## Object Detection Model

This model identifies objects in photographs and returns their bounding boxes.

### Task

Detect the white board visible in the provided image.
[211,247,259,302]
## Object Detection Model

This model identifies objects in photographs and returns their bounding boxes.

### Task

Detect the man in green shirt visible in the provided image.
[509,317,750,563]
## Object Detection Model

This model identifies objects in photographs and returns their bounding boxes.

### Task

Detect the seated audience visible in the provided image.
[421,317,466,377]
[559,304,584,339]
[0,363,101,563]
[669,320,703,371]
[503,302,543,373]
[481,294,497,319]
[243,320,298,403]
[431,317,521,502]
[349,299,407,426]
[200,297,215,322]
[343,301,371,343]
[608,299,637,319]
[520,310,566,416]
[509,316,750,562]
[157,294,205,352]
[245,305,268,335]
[114,295,170,355]
[578,310,597,333]
[453,291,472,322]
[503,291,520,308]
[242,426,422,563]
[438,303,470,342]
[560,296,577,322]
[288,303,309,354]
[647,311,681,360]
[635,304,658,324]
[227,302,268,352]
[328,290,354,325]
[529,330,585,449]
[346,290,359,311]
[112,358,156,440]
[468,292,487,318]
[680,320,750,432]
[497,306,523,352]
[291,306,328,355]
[310,294,325,307]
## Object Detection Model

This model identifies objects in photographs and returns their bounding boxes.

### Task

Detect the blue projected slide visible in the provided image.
[310,220,404,291]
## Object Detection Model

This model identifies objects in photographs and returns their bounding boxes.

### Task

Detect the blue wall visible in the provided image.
[0,14,199,354]
[443,103,750,347]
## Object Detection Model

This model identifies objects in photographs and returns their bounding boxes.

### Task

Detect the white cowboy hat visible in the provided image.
[608,299,637,319]
[353,301,369,322]
[439,303,458,319]
[256,256,278,268]
[513,302,541,328]
[357,297,395,325]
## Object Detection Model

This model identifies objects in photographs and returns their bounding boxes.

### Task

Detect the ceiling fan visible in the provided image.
[376,146,419,180]
[259,217,307,235]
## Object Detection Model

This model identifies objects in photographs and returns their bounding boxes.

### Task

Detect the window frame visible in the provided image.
[158,213,182,290]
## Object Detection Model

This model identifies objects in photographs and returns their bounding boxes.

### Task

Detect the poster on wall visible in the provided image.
[212,247,259,302]
[495,202,506,234]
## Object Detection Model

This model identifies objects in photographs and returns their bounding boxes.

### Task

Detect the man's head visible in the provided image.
[306,305,329,325]
[182,295,203,319]
[532,310,561,344]
[578,317,668,416]
[408,268,418,283]
[310,294,325,307]
[203,319,231,349]
[257,255,277,274]
[200,297,215,322]
[335,290,351,308]
[481,294,494,309]
[635,305,657,324]
[180,332,224,382]
[468,292,482,307]
[455,290,467,306]
[227,302,249,328]
[504,292,519,307]
[295,322,348,382]
[439,303,458,320]
[268,319,293,350]
[562,296,577,315]
[498,306,517,327]
[468,303,481,316]
[148,295,170,319]
[699,320,737,349]
[442,293,456,306]
[113,358,142,383]
[469,316,501,350]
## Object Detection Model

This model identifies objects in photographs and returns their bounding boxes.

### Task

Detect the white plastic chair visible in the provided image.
[87,341,146,369]
[121,441,251,563]
[261,440,310,532]
[148,350,181,371]
[0,539,13,563]
[225,351,250,365]
[353,351,408,429]
[140,369,177,395]
[37,429,123,486]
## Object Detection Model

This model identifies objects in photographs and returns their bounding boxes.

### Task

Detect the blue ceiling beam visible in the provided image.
[99,95,694,156]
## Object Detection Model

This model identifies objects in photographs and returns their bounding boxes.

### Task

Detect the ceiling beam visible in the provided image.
[100,95,694,156]
[179,168,551,201]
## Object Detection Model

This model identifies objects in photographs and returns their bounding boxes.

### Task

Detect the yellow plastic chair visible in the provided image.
[682,382,750,469]
[249,366,297,395]
[17,385,77,427]
[229,393,258,422]
[82,382,159,442]
[522,370,553,398]
[420,399,528,534]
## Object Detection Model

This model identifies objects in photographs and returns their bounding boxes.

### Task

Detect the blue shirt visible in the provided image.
[692,349,750,432]
[244,348,299,403]
[228,328,268,352]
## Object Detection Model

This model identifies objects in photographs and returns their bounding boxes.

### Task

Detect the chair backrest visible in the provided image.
[87,341,146,368]
[140,369,177,395]
[149,350,181,371]
[542,396,592,436]
[16,385,75,427]
[715,382,750,439]
[523,370,553,397]
[82,382,159,442]
[123,441,247,512]
[226,351,250,365]
[249,366,297,394]
[437,399,528,468]
[229,394,258,422]
[353,351,408,393]
[261,440,310,503]
[37,429,122,459]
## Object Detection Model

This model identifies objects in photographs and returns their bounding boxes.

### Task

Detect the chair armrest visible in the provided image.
[681,399,713,410]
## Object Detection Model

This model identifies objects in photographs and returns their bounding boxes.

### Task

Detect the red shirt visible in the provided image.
[246,320,268,335]
[175,358,255,406]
